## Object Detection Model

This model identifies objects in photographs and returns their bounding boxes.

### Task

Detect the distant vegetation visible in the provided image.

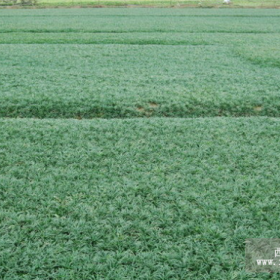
[0,0,37,5]
[0,9,280,118]
[0,0,279,7]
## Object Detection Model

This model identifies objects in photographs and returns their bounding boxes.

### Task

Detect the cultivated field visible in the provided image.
[1,9,280,118]
[1,8,280,280]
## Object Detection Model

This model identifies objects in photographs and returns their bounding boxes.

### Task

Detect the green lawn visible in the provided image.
[1,117,280,280]
[1,7,280,280]
[0,9,280,118]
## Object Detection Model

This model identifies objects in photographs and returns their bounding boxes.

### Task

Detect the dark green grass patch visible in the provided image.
[1,117,280,279]
[0,43,280,118]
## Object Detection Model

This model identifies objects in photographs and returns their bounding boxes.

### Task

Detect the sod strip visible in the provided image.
[1,8,280,16]
[1,9,280,34]
[1,44,280,118]
[1,117,280,279]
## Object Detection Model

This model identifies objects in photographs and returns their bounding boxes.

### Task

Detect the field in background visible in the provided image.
[0,0,279,8]
[0,9,280,118]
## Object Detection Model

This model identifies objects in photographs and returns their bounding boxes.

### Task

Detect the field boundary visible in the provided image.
[1,4,280,9]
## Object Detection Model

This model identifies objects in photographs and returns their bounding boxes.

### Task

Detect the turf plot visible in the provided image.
[1,7,280,280]
[1,117,280,280]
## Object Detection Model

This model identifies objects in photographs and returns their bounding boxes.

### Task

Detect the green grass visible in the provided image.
[0,9,280,118]
[1,8,280,279]
[1,117,280,280]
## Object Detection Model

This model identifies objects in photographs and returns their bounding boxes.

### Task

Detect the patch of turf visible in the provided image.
[1,43,280,118]
[1,117,280,279]
[235,41,280,69]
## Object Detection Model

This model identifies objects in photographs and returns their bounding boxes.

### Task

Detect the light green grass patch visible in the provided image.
[0,9,280,118]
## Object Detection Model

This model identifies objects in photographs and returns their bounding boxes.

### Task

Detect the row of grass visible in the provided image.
[1,117,280,279]
[0,43,280,118]
[1,9,280,33]
[2,33,279,69]
[2,7,280,15]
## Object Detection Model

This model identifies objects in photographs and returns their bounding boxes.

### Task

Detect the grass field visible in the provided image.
[1,9,280,118]
[1,7,280,280]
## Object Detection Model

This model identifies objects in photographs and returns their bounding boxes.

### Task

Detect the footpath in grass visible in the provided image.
[1,117,280,279]
[1,9,280,118]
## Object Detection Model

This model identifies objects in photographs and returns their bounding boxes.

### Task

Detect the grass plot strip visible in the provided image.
[1,117,280,279]
[1,44,280,118]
